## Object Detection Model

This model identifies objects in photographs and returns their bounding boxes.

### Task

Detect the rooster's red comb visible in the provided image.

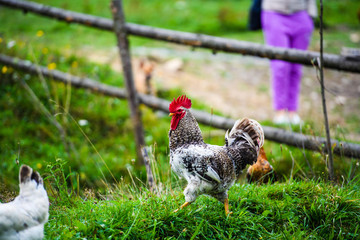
[169,95,192,112]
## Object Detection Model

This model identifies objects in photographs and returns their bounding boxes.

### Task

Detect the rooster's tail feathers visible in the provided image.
[226,118,264,152]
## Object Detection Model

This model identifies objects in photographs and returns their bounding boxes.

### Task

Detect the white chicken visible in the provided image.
[0,165,49,240]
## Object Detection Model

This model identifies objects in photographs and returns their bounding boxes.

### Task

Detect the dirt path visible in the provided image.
[81,45,360,141]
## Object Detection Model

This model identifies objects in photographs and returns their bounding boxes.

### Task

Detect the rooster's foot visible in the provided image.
[174,201,190,213]
[224,198,232,216]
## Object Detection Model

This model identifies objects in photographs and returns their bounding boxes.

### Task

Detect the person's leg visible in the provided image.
[270,60,291,111]
[262,11,291,122]
[287,63,302,112]
[287,11,314,113]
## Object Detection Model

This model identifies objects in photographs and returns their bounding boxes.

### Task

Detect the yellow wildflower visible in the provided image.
[0,37,3,44]
[2,66,8,74]
[80,172,86,180]
[47,62,56,70]
[71,61,78,68]
[42,47,49,55]
[36,163,43,169]
[18,41,25,48]
[36,30,44,37]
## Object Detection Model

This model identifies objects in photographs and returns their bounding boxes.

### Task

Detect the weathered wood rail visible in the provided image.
[0,0,359,73]
[1,53,359,159]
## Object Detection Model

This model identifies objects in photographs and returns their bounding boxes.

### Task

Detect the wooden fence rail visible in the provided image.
[0,0,359,73]
[1,53,359,159]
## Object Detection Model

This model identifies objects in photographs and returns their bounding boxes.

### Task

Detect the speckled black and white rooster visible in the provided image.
[168,95,264,215]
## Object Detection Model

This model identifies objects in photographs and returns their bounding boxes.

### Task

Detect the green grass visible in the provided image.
[45,179,360,239]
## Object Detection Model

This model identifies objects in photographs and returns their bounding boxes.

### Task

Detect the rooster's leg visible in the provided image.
[224,198,233,215]
[174,202,190,213]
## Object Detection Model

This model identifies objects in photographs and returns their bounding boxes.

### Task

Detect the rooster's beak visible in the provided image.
[169,113,175,116]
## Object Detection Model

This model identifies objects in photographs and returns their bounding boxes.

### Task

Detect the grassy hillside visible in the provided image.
[1,0,360,239]
[46,180,360,239]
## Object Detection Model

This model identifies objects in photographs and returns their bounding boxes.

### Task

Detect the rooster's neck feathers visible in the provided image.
[169,109,204,150]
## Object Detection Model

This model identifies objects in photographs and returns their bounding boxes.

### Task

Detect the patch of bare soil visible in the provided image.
[80,45,360,141]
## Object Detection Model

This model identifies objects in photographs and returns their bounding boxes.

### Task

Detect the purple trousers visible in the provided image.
[262,10,314,111]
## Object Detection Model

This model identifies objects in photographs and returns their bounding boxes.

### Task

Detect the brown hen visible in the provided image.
[246,147,277,184]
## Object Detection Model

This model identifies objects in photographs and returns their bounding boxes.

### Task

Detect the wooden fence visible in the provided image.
[0,0,359,73]
[1,54,359,159]
[0,0,360,161]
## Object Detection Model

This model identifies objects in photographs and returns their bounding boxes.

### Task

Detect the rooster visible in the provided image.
[0,165,49,240]
[168,95,264,215]
[246,147,277,184]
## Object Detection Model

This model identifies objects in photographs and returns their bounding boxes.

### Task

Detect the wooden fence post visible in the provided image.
[319,0,334,181]
[110,0,154,190]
